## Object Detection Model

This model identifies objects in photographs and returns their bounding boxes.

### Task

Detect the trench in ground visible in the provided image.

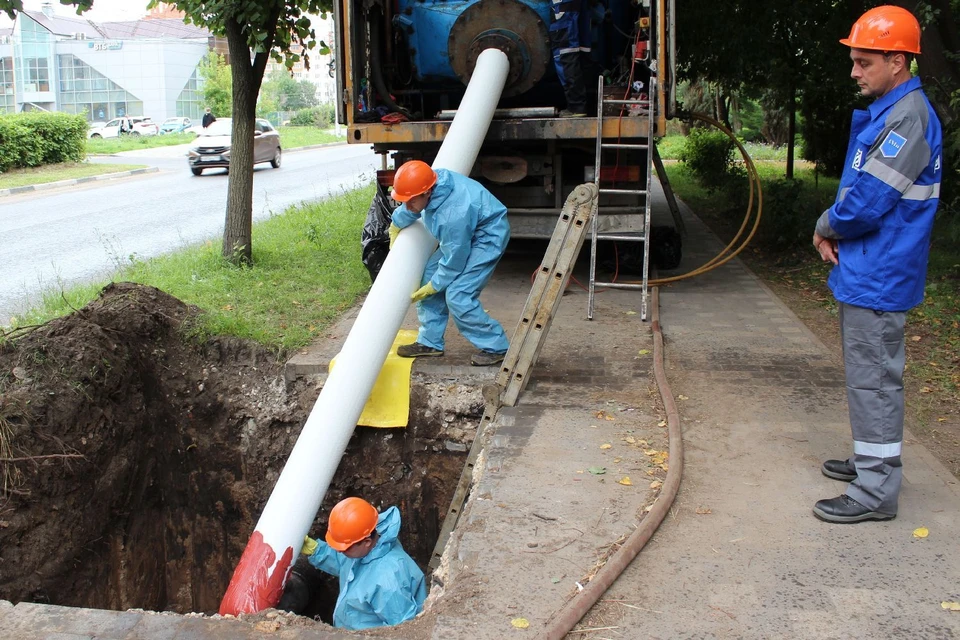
[8,374,481,623]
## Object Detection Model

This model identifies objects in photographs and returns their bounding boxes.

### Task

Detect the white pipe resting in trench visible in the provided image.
[220,48,511,616]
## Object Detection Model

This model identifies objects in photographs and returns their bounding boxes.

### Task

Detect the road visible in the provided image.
[0,143,380,324]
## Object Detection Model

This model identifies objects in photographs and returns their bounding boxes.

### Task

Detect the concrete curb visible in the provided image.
[0,167,159,198]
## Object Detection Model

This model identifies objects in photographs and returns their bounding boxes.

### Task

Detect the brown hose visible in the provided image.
[539,286,682,638]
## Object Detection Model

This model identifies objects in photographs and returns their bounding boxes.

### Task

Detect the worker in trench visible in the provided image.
[301,497,426,629]
[388,160,511,367]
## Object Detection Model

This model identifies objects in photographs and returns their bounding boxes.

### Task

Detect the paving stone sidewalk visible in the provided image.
[576,198,960,638]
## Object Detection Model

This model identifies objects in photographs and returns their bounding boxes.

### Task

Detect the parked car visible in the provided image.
[159,117,192,135]
[87,116,159,139]
[186,118,282,176]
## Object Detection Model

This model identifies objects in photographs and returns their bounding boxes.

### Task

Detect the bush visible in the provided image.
[755,178,834,253]
[290,104,336,128]
[0,120,43,171]
[678,126,740,192]
[0,112,86,171]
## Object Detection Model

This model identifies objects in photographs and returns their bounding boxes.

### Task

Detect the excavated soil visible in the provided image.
[0,283,474,619]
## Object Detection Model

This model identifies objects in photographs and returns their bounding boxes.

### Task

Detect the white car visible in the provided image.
[87,116,159,139]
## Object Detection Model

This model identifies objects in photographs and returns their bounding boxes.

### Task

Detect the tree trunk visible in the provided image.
[786,87,795,179]
[221,17,275,265]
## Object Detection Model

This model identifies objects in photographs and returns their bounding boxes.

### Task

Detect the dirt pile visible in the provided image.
[0,282,474,621]
[0,283,301,613]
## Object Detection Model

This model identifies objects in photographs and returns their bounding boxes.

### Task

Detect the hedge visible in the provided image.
[0,112,87,172]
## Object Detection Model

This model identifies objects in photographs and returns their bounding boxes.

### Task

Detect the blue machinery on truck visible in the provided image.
[333,0,678,240]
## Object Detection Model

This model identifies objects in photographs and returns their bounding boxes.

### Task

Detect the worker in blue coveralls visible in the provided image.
[301,497,426,630]
[388,160,510,367]
[550,0,592,117]
[811,5,941,524]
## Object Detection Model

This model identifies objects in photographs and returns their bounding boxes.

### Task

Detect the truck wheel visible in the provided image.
[191,168,203,176]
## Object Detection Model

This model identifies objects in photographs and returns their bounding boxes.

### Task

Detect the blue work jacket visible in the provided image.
[305,506,426,630]
[391,169,510,293]
[816,76,942,311]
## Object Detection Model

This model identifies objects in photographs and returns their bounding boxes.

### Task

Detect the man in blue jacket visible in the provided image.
[302,497,426,629]
[812,5,942,524]
[388,160,511,367]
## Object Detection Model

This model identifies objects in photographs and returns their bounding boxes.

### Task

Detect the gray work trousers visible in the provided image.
[839,302,906,515]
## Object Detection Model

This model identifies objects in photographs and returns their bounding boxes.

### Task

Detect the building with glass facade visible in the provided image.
[1,5,219,123]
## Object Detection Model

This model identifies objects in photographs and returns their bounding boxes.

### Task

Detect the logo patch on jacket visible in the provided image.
[880,131,907,158]
[852,149,863,170]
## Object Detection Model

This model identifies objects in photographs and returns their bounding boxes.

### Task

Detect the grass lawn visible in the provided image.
[6,184,375,354]
[86,133,197,154]
[85,126,341,156]
[278,126,342,149]
[0,162,148,190]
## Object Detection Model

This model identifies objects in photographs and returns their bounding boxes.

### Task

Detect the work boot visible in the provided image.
[559,108,587,118]
[471,350,506,366]
[397,342,444,358]
[821,458,857,482]
[812,494,895,524]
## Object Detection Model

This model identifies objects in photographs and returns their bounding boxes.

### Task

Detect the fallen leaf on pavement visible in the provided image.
[696,507,712,515]
[618,476,632,486]
[511,618,530,629]
[595,410,616,421]
[938,417,947,422]
[911,335,922,342]
[941,601,960,611]
[626,310,637,316]
[678,395,689,400]
[921,387,933,394]
[600,443,612,450]
[913,526,929,538]
[588,466,607,475]
[638,349,650,355]
[623,436,637,444]
[658,420,667,427]
[650,480,662,489]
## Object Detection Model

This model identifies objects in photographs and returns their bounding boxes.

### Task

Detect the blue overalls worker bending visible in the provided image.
[811,5,942,524]
[302,497,426,630]
[550,0,592,117]
[388,160,511,367]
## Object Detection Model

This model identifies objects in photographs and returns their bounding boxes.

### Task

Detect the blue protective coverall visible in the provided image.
[391,169,510,354]
[305,506,426,630]
[550,0,592,113]
[814,75,942,514]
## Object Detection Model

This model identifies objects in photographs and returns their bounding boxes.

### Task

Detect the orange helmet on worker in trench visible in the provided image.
[392,160,437,202]
[326,497,379,551]
[840,5,922,55]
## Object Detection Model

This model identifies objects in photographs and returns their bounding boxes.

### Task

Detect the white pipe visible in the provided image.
[220,47,510,616]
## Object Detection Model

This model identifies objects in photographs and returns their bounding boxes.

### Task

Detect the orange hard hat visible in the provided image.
[840,5,921,54]
[325,497,378,551]
[392,160,437,202]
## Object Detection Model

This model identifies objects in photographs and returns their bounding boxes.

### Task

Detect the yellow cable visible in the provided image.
[613,113,764,285]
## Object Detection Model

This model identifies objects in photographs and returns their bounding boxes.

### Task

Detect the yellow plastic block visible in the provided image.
[329,329,418,428]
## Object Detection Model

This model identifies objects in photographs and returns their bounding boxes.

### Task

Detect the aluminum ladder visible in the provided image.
[587,74,657,320]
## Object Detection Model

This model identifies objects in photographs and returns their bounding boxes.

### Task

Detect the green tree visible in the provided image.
[199,51,232,118]
[0,0,332,265]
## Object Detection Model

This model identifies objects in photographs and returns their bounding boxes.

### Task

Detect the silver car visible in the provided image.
[187,118,282,176]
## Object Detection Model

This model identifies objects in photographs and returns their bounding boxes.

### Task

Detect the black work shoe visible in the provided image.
[396,342,444,358]
[812,494,896,524]
[558,109,586,118]
[471,350,506,366]
[822,459,857,482]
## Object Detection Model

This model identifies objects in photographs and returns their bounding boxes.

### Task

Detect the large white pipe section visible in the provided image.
[220,48,510,616]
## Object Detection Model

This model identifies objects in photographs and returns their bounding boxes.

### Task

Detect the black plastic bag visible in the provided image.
[361,182,395,282]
